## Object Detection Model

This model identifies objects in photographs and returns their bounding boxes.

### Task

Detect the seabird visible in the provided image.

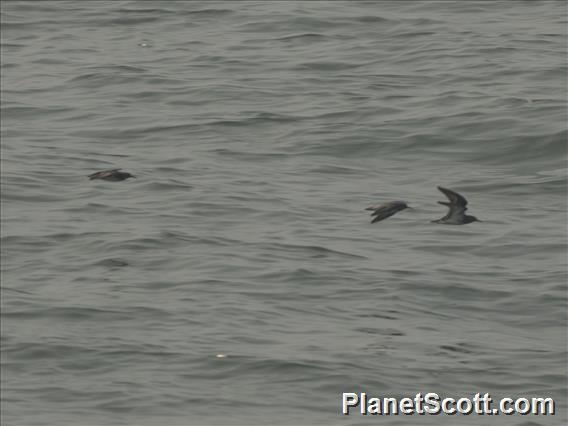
[88,169,135,182]
[366,201,411,224]
[432,186,480,225]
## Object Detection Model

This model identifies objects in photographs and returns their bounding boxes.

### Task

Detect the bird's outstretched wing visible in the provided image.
[366,201,408,224]
[436,186,468,222]
[88,169,121,179]
[437,186,467,208]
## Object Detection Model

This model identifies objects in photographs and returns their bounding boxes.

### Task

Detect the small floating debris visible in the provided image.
[88,169,136,182]
[215,354,227,358]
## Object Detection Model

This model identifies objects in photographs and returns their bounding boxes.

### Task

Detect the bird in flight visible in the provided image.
[366,187,480,225]
[432,186,480,225]
[365,201,411,224]
[88,169,136,182]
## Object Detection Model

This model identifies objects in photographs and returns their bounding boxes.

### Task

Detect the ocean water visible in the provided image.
[1,1,566,425]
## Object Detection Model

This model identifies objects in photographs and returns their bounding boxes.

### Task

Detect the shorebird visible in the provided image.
[433,186,480,225]
[88,169,135,182]
[366,201,411,224]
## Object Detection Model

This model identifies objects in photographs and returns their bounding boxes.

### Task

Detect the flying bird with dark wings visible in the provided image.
[365,201,411,224]
[366,187,480,225]
[432,186,480,225]
[88,169,136,182]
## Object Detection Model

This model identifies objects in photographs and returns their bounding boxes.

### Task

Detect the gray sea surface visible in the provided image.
[1,1,567,425]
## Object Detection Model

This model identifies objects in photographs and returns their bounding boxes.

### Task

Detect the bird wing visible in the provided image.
[437,187,468,222]
[88,169,121,179]
[367,201,407,224]
[437,186,468,208]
